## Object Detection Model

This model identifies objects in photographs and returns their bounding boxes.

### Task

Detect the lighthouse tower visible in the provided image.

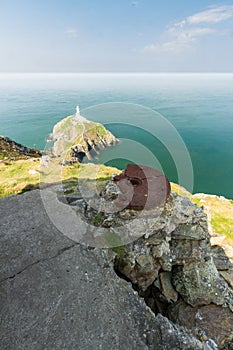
[75,105,88,122]
[76,105,80,117]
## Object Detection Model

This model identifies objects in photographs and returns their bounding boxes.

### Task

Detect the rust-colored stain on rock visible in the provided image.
[113,164,171,210]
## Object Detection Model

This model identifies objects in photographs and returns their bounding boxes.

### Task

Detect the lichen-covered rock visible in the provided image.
[77,180,233,346]
[64,177,233,348]
[220,270,233,289]
[172,259,229,307]
[100,181,120,201]
[159,272,178,303]
[115,252,160,291]
[211,245,233,271]
[168,300,233,348]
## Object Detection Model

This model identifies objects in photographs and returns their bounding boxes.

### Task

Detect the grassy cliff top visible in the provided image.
[171,182,233,251]
[171,182,233,240]
[0,158,120,198]
[53,115,106,137]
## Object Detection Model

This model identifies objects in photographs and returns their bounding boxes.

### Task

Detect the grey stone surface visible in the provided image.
[168,300,233,348]
[88,183,233,347]
[0,190,211,350]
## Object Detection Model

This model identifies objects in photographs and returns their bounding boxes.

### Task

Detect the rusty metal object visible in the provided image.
[113,164,171,210]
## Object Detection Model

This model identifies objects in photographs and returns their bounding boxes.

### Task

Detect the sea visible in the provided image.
[0,73,232,198]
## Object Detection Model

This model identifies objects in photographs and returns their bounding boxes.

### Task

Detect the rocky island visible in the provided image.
[0,111,233,349]
[49,106,118,163]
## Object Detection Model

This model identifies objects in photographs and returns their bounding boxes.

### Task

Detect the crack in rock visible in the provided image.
[0,243,77,284]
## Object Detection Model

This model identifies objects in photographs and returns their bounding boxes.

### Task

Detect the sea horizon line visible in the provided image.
[1,72,233,76]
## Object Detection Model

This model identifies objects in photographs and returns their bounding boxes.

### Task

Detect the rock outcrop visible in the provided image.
[0,136,41,160]
[49,113,118,163]
[0,190,212,350]
[72,176,233,348]
[1,160,233,349]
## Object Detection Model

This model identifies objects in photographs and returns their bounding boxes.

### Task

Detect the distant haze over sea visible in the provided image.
[0,73,232,198]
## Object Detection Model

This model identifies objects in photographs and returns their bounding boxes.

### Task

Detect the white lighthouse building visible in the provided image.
[75,105,88,121]
[76,105,80,116]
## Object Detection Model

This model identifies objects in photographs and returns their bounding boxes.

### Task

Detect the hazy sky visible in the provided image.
[1,0,233,72]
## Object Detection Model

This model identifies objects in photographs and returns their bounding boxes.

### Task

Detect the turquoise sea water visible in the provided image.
[0,73,232,198]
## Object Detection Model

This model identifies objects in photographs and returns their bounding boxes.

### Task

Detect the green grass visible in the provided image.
[53,115,74,134]
[92,212,103,225]
[111,245,126,256]
[0,159,40,197]
[191,195,233,243]
[171,183,233,247]
[53,116,106,141]
[170,182,192,198]
[96,124,107,136]
[62,162,120,180]
[0,158,120,198]
[212,214,233,237]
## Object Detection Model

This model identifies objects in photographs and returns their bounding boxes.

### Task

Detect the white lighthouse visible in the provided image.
[75,105,88,122]
[76,105,80,117]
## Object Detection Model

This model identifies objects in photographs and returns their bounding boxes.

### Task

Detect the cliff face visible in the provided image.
[0,190,209,350]
[49,114,118,163]
[70,177,233,349]
[1,156,233,348]
[0,136,41,160]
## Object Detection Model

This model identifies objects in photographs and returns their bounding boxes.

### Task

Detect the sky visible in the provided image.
[1,0,233,72]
